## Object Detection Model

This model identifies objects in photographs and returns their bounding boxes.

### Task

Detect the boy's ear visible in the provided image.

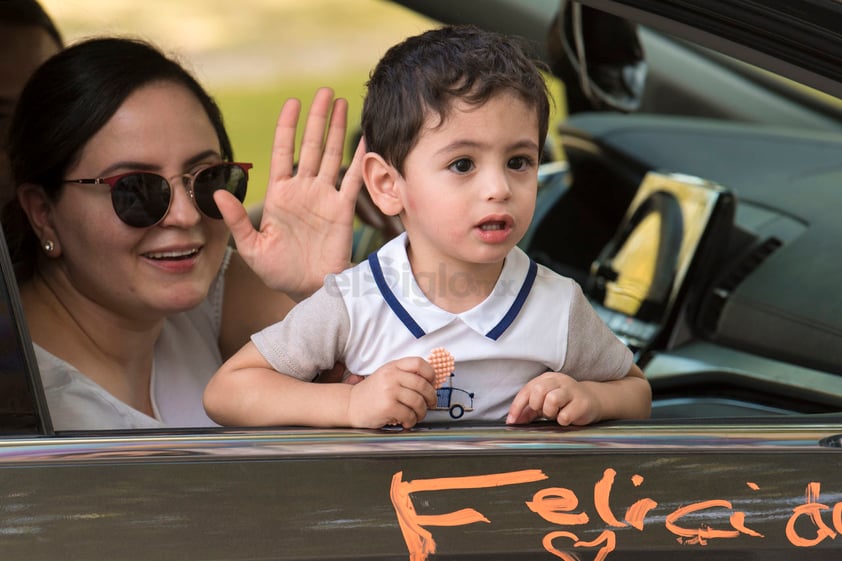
[362,152,404,216]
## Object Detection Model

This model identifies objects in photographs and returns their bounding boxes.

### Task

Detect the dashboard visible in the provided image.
[526,111,842,419]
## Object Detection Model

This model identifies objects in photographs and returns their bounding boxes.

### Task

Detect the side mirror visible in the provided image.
[547,1,647,113]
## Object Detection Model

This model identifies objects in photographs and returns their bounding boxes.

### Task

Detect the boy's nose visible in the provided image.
[484,171,513,201]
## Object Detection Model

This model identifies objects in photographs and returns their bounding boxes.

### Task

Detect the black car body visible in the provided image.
[2,1,842,559]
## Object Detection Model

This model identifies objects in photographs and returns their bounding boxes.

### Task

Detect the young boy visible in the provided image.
[204,25,651,429]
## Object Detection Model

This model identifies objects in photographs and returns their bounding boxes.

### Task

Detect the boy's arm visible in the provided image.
[579,362,651,420]
[203,343,438,428]
[204,342,350,426]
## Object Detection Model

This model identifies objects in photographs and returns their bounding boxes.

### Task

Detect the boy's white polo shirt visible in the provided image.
[333,233,630,422]
[253,233,631,423]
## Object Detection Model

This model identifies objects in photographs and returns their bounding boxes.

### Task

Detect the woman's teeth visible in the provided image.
[145,248,199,260]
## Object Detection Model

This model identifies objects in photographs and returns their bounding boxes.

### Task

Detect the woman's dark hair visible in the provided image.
[3,36,234,276]
[0,0,64,48]
[362,24,551,174]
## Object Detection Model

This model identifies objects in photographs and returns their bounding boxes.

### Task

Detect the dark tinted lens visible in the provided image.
[193,164,248,219]
[112,173,172,228]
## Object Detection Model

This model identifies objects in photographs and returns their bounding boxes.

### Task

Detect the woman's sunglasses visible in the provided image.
[64,162,252,228]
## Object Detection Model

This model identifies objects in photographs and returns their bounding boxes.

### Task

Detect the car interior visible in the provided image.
[4,0,842,435]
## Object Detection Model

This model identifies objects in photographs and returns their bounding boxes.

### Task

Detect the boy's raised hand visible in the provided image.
[347,357,438,429]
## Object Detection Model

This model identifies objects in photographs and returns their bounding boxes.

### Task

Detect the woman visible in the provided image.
[3,37,363,430]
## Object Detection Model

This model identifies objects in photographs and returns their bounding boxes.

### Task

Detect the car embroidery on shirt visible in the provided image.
[428,348,474,419]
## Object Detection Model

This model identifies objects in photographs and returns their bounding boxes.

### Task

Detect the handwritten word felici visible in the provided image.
[389,468,842,561]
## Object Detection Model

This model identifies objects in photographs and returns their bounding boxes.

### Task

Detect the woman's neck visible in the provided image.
[21,271,164,417]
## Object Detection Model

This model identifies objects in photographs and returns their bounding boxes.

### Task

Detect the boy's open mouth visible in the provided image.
[479,221,507,231]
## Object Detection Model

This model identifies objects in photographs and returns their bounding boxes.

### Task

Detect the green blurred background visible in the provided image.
[39,1,565,207]
[39,0,443,207]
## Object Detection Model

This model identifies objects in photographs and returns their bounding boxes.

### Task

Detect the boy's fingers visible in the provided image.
[507,386,540,424]
[389,356,436,383]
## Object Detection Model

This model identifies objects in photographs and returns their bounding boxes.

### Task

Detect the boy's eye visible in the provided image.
[449,158,474,173]
[507,156,532,171]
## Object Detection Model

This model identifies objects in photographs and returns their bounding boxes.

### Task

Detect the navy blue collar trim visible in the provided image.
[485,259,538,340]
[368,251,538,341]
[368,252,425,338]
